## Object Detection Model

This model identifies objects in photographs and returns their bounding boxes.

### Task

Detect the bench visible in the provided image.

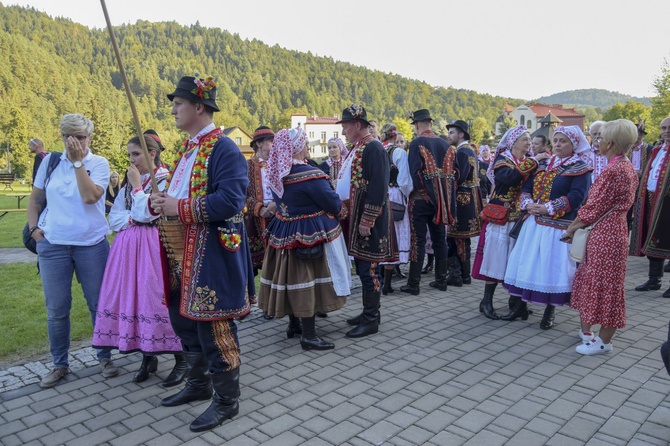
[0,208,26,221]
[0,173,16,190]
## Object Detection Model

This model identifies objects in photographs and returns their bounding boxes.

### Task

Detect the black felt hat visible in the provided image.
[251,126,275,146]
[336,104,371,126]
[167,75,220,112]
[446,119,471,140]
[410,109,433,124]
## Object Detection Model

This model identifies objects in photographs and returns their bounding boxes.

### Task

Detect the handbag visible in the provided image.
[568,210,613,263]
[294,243,324,260]
[481,203,509,225]
[390,201,406,222]
[508,214,527,239]
[23,152,62,254]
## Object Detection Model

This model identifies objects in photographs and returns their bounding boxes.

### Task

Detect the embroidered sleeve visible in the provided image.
[544,196,570,218]
[519,192,533,210]
[178,197,209,224]
[361,203,382,228]
[518,158,539,175]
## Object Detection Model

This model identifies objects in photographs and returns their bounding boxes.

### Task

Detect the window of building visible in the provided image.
[333,131,339,139]
[235,137,241,145]
[321,132,327,144]
[520,115,525,125]
[309,132,314,139]
[527,121,532,129]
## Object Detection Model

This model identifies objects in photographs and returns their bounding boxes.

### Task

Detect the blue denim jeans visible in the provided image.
[37,238,111,368]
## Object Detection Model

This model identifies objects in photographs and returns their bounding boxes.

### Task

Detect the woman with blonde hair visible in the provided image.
[105,171,120,214]
[564,119,639,354]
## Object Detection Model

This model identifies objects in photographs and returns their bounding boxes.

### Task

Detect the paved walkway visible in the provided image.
[1,256,669,445]
[0,248,37,264]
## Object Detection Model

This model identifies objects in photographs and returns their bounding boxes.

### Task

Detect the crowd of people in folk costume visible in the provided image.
[25,73,670,432]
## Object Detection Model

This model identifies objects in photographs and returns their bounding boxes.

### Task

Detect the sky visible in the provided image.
[6,0,670,100]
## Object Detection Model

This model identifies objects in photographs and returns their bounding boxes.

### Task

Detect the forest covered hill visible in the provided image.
[535,89,651,108]
[0,3,527,176]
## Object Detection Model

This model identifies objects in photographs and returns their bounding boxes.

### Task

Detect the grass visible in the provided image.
[0,182,31,248]
[0,263,93,363]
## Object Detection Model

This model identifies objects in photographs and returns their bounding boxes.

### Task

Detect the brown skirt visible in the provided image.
[258,246,346,318]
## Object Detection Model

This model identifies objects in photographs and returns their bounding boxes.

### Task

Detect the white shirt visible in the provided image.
[647,143,668,192]
[390,147,413,199]
[259,161,273,204]
[34,150,110,245]
[108,168,169,232]
[167,123,216,199]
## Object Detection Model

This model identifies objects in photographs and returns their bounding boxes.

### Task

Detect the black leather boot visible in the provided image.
[500,296,530,321]
[422,254,434,274]
[635,258,664,291]
[394,265,406,278]
[346,291,380,338]
[479,283,499,320]
[162,353,188,388]
[446,257,463,287]
[540,305,555,329]
[461,257,472,285]
[286,315,302,339]
[382,268,395,295]
[190,368,240,432]
[300,316,334,350]
[133,355,158,383]
[429,258,448,291]
[347,291,381,325]
[161,352,212,407]
[400,261,422,295]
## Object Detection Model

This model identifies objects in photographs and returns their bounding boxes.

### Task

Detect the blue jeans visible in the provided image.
[37,238,111,368]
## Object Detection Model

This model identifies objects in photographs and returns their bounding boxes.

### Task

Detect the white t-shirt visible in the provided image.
[34,150,110,245]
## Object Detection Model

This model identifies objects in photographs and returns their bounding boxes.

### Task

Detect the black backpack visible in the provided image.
[22,152,62,254]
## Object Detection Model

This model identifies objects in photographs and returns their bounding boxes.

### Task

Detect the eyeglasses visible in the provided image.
[62,134,89,141]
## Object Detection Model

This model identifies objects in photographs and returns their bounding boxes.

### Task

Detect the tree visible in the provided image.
[650,59,670,142]
[602,101,650,123]
[392,117,413,142]
[470,117,490,145]
[494,114,517,145]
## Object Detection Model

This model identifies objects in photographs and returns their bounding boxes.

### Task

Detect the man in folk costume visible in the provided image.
[150,75,252,432]
[335,104,397,338]
[244,126,276,310]
[400,109,455,295]
[630,116,670,298]
[446,119,483,286]
[584,121,608,182]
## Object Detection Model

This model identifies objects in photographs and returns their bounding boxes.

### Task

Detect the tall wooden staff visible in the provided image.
[100,0,158,192]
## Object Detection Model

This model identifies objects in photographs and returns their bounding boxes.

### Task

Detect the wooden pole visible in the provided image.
[99,0,158,192]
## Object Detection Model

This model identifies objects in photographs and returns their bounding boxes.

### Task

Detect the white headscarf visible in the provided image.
[487,125,530,189]
[553,125,590,154]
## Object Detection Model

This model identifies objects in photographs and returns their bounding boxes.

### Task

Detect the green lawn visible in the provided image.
[0,263,93,362]
[0,182,31,248]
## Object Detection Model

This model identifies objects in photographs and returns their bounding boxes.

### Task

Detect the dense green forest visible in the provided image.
[536,89,651,108]
[0,3,527,177]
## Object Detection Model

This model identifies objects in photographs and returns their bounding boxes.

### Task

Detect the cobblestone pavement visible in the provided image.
[1,256,669,445]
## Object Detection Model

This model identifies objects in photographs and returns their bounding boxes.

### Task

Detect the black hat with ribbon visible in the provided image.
[167,74,220,112]
[336,104,371,126]
[409,109,433,124]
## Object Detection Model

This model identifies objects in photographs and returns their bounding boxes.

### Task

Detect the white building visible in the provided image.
[290,114,343,160]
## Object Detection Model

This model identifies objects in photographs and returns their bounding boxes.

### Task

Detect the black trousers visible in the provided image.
[410,198,447,263]
[167,287,240,373]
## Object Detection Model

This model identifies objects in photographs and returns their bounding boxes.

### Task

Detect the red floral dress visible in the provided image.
[571,158,638,328]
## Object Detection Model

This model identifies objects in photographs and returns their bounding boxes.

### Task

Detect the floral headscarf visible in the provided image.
[486,125,529,188]
[326,137,348,166]
[266,127,307,198]
[478,145,492,162]
[553,125,590,154]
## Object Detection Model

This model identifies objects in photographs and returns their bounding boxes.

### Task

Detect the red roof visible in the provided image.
[503,104,516,113]
[528,103,584,118]
[306,116,340,124]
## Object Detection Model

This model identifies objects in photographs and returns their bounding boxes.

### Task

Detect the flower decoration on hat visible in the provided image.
[407,110,415,121]
[347,104,364,119]
[191,73,216,100]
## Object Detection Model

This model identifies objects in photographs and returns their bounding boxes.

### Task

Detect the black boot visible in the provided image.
[500,296,530,321]
[382,268,395,295]
[346,291,381,338]
[635,258,664,291]
[421,254,434,274]
[400,261,422,295]
[461,257,472,285]
[189,368,240,432]
[446,257,463,287]
[161,352,212,407]
[133,355,157,383]
[286,315,302,339]
[300,316,334,350]
[347,291,381,326]
[394,265,406,278]
[162,353,188,388]
[479,283,499,320]
[429,258,448,291]
[540,305,555,329]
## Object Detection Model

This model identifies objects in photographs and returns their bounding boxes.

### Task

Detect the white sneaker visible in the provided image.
[576,337,612,355]
[579,330,596,343]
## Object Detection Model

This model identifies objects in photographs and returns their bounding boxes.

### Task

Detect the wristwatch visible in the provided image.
[73,160,83,169]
